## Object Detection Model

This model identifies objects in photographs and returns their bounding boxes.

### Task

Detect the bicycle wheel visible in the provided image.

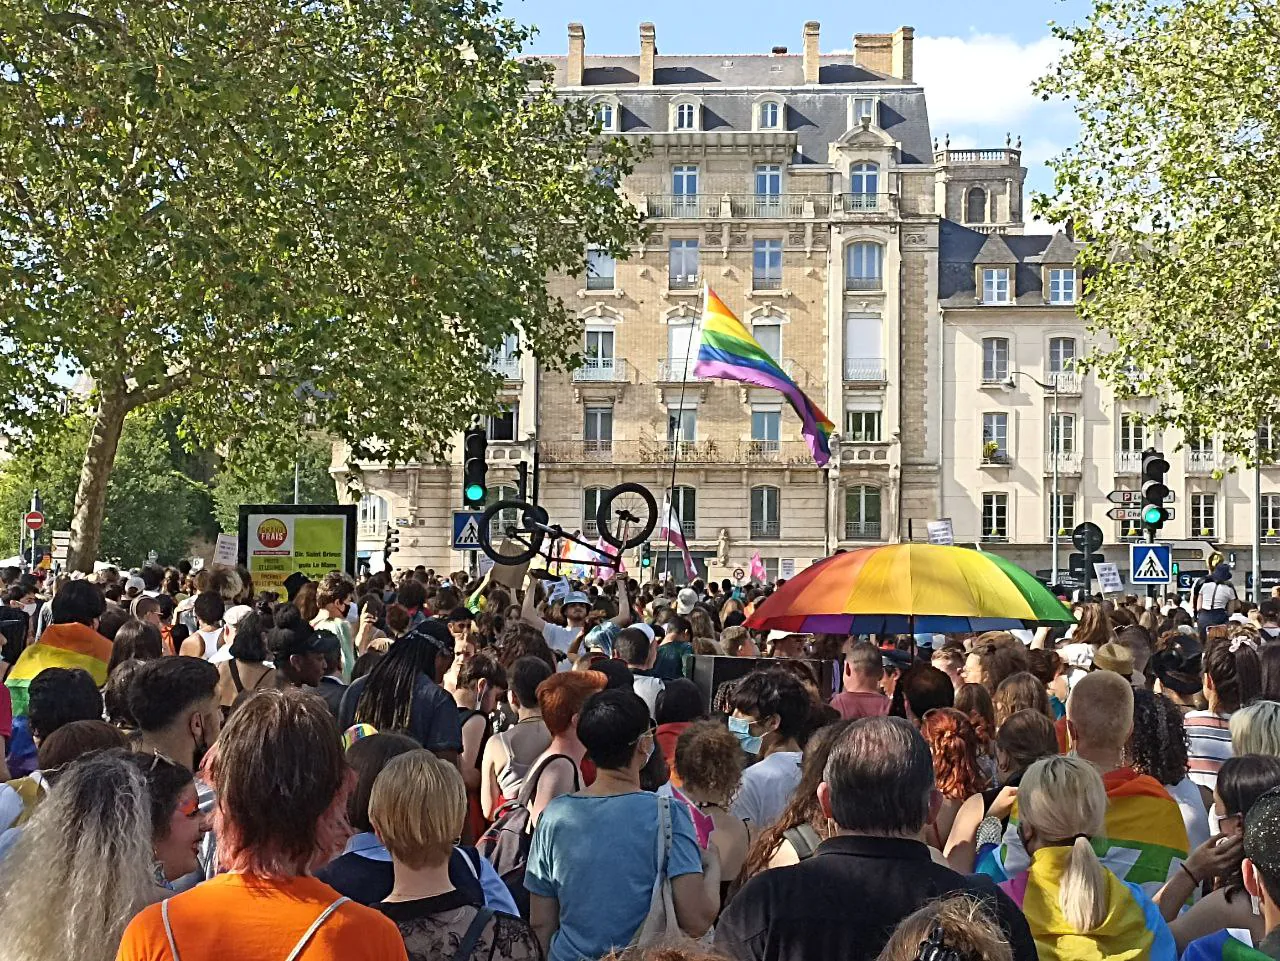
[479,500,547,566]
[596,482,658,550]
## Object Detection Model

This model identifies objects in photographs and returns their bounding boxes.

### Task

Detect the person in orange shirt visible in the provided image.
[116,688,408,961]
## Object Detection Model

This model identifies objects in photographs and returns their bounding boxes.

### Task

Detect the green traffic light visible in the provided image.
[1142,505,1163,525]
[465,483,486,502]
[641,557,652,567]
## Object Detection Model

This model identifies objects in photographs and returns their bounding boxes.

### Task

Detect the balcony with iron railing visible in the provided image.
[657,358,698,382]
[538,438,820,467]
[644,194,834,220]
[489,356,521,380]
[838,192,887,213]
[668,273,701,291]
[1186,449,1227,474]
[752,275,783,291]
[844,273,884,292]
[645,195,721,219]
[844,520,882,540]
[1046,370,1082,394]
[573,357,628,382]
[981,445,1011,467]
[843,357,887,383]
[743,440,781,463]
[1045,451,1083,475]
[1262,529,1280,546]
[585,273,615,291]
[750,518,781,539]
[1116,450,1143,474]
[980,529,1009,543]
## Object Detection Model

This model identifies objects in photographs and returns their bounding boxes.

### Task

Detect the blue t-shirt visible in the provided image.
[525,792,703,961]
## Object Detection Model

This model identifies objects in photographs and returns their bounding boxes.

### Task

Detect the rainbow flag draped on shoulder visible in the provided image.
[5,622,112,716]
[1181,931,1272,961]
[693,287,835,466]
[976,767,1189,899]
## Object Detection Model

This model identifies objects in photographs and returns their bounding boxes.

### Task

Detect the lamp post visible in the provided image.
[1010,371,1062,587]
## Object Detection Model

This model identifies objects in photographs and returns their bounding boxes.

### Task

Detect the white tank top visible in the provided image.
[197,628,222,660]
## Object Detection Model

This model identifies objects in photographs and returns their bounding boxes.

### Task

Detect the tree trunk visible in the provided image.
[66,393,128,573]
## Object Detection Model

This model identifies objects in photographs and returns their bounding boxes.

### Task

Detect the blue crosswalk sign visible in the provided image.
[452,510,484,550]
[1130,544,1172,584]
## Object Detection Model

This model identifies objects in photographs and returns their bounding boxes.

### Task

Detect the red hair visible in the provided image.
[920,708,987,801]
[537,670,607,736]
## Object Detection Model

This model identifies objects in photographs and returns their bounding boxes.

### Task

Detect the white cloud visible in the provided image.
[914,33,1066,132]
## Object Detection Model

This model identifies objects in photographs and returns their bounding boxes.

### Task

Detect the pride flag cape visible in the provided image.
[693,287,835,466]
[1181,931,1271,961]
[5,622,111,716]
[977,768,1189,898]
[998,846,1176,961]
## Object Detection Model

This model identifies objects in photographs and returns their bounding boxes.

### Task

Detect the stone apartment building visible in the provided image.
[339,20,1280,583]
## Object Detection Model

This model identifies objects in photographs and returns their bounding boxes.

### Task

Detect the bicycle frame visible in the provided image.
[530,522,625,572]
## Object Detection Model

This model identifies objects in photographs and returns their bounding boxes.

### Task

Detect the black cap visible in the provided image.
[283,572,310,602]
[270,626,336,661]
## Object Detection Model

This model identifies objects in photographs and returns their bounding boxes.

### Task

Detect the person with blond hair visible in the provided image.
[977,671,1190,898]
[998,755,1176,960]
[371,751,540,961]
[874,895,1013,961]
[0,751,159,961]
[118,688,408,961]
[1233,700,1280,757]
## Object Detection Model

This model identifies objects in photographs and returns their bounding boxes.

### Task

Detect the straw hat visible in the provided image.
[1093,642,1135,677]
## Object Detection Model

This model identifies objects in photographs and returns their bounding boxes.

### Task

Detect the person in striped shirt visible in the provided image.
[1186,632,1261,792]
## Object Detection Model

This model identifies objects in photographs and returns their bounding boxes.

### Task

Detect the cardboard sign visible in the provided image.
[927,519,955,546]
[1094,562,1124,594]
[212,533,239,569]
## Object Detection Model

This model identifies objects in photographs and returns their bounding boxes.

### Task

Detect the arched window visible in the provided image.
[966,187,988,224]
[845,242,883,291]
[670,485,697,538]
[674,102,697,131]
[583,486,608,538]
[486,484,518,538]
[594,101,615,132]
[758,100,781,130]
[845,486,882,540]
[849,162,879,200]
[358,493,389,537]
[750,486,780,539]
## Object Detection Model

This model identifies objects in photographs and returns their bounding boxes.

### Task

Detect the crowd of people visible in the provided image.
[4,559,1280,961]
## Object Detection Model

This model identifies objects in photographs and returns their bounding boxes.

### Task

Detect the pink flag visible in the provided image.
[659,495,697,581]
[594,536,625,581]
[749,550,766,583]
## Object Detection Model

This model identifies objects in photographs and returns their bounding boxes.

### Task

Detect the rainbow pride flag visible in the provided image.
[5,621,112,716]
[693,287,835,466]
[1181,931,1271,961]
[999,846,1176,961]
[977,767,1189,899]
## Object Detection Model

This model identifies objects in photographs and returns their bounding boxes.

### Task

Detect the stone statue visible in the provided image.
[716,528,731,567]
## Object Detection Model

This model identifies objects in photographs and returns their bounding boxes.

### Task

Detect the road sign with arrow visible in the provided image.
[1107,506,1177,521]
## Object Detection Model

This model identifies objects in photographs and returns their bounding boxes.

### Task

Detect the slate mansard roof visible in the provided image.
[938,220,1081,308]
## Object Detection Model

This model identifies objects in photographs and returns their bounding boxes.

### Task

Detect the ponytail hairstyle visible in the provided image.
[920,708,987,800]
[1203,632,1262,713]
[1017,755,1109,933]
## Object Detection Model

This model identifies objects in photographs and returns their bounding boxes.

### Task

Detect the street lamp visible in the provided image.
[1009,370,1063,587]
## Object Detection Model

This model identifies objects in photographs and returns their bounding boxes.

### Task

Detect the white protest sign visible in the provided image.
[212,533,238,569]
[780,558,796,579]
[927,519,955,546]
[1094,562,1124,595]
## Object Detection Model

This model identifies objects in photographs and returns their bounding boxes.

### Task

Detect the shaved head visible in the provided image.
[1067,670,1134,750]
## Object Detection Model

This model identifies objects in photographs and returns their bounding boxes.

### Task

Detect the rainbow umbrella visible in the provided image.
[745,544,1074,634]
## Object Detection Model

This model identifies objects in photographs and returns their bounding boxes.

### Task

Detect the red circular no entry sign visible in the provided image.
[23,511,44,531]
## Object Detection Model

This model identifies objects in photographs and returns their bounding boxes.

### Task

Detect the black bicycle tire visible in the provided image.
[479,500,546,565]
[596,482,658,549]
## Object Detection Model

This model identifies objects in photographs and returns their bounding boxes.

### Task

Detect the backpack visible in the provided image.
[476,753,579,918]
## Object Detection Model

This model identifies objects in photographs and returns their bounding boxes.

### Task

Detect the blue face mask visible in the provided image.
[728,715,763,755]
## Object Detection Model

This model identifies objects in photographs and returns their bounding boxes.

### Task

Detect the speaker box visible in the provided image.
[688,654,838,715]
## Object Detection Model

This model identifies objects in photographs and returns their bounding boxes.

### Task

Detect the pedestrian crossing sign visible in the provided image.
[452,510,484,550]
[1130,543,1172,584]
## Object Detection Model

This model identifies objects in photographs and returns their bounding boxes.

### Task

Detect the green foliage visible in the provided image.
[0,0,646,561]
[1036,0,1280,462]
[211,434,334,532]
[0,412,214,565]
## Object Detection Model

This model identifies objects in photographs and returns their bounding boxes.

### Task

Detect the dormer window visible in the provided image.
[671,99,701,132]
[594,101,616,133]
[852,97,875,125]
[982,268,1011,304]
[756,98,783,131]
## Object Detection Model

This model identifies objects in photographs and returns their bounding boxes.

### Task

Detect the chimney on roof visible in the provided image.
[567,23,585,86]
[771,45,788,54]
[854,26,914,80]
[892,26,914,82]
[803,21,820,84]
[639,22,656,85]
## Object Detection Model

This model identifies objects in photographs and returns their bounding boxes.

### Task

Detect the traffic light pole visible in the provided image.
[1255,424,1264,603]
[1050,382,1060,588]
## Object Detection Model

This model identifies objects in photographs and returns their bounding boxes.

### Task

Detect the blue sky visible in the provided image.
[509,0,1089,231]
